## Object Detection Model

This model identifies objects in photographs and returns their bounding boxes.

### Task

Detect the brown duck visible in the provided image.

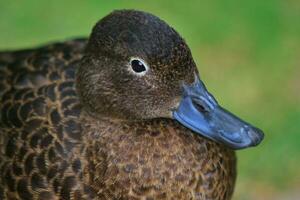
[0,10,264,200]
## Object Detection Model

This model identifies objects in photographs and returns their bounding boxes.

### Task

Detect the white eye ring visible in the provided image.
[128,57,149,76]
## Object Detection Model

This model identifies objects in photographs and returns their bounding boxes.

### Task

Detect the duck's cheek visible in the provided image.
[153,94,181,119]
[172,78,264,150]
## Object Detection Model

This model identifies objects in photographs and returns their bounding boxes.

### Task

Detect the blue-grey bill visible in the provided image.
[173,78,264,150]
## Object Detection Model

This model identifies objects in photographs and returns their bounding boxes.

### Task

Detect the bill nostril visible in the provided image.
[195,103,206,113]
[191,99,207,113]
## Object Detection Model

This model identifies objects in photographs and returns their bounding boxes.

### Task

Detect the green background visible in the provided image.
[0,1,299,199]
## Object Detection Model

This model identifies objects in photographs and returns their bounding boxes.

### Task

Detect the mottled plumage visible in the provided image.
[0,10,263,200]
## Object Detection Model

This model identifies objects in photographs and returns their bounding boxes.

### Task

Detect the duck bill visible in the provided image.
[173,78,264,150]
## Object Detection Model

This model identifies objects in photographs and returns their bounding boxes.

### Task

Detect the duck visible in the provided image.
[0,10,264,200]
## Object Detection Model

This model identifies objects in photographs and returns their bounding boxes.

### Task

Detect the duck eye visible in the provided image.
[130,58,148,74]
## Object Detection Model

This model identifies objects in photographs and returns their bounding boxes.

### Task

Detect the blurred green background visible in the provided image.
[0,0,299,199]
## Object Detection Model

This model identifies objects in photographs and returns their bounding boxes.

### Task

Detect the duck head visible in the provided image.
[77,10,264,150]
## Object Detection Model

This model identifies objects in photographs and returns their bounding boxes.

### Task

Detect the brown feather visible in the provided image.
[0,10,236,200]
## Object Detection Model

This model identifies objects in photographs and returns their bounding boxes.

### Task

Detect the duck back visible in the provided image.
[0,39,93,199]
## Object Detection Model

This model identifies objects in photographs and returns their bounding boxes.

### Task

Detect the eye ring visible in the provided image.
[129,57,149,75]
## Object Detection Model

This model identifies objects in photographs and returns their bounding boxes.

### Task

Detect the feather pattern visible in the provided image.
[0,11,237,200]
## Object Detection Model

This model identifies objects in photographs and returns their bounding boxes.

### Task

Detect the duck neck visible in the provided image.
[79,111,237,199]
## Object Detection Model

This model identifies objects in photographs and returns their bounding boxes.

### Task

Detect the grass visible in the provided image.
[1,0,299,199]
